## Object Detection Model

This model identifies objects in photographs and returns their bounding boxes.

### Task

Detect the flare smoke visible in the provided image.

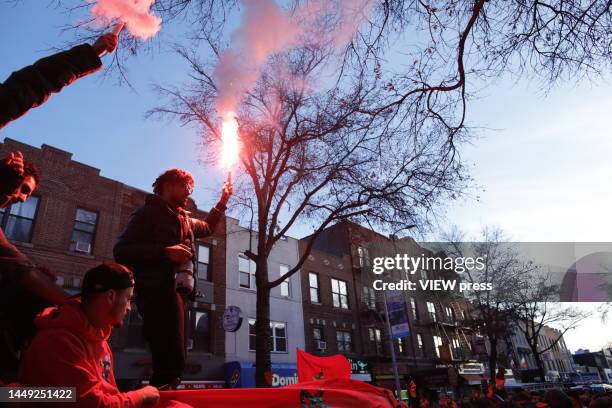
[213,0,374,116]
[90,0,161,40]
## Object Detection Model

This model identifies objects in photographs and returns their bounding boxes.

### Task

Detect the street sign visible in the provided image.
[386,291,410,339]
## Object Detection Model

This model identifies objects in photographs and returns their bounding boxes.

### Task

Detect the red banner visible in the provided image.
[296,348,351,382]
[158,378,405,408]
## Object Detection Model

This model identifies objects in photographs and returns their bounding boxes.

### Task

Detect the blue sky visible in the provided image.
[1,1,610,351]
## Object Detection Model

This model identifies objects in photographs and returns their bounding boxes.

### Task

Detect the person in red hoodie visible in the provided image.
[18,263,160,407]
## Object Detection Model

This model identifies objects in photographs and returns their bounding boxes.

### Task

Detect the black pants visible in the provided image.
[0,284,49,383]
[136,282,186,388]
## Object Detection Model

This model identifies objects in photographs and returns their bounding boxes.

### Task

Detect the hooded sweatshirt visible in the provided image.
[18,300,146,407]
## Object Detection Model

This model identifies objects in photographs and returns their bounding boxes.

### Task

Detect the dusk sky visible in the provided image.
[1,1,610,352]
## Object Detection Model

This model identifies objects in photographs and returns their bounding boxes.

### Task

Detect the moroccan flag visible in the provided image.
[157,378,406,408]
[296,348,351,382]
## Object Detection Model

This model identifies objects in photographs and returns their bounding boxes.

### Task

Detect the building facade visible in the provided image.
[0,138,228,385]
[300,221,480,390]
[224,218,305,387]
[505,321,574,382]
[573,348,612,383]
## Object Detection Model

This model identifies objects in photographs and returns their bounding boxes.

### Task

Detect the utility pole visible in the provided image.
[383,289,402,399]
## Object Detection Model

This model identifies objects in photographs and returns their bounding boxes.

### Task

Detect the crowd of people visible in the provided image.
[0,31,231,407]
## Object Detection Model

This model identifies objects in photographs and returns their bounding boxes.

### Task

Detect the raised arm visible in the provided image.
[0,33,118,129]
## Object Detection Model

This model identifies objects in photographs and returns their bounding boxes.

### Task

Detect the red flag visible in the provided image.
[409,380,417,398]
[296,348,351,382]
[495,368,506,390]
[157,378,405,408]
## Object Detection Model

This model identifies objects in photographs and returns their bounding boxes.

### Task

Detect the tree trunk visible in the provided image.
[255,259,272,387]
[531,346,546,382]
[488,337,498,383]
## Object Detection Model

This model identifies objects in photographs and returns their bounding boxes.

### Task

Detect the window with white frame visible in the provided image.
[369,327,383,355]
[313,326,324,341]
[1,196,39,243]
[427,302,437,322]
[279,264,291,297]
[362,286,376,309]
[190,310,211,352]
[309,272,320,303]
[433,335,443,357]
[70,208,97,254]
[239,255,256,289]
[397,338,404,354]
[337,330,352,353]
[331,278,349,309]
[358,246,370,267]
[197,245,210,281]
[248,319,287,352]
[445,306,454,321]
[452,337,461,356]
[410,297,418,320]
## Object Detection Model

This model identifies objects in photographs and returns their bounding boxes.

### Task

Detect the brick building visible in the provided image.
[0,138,227,385]
[300,221,479,389]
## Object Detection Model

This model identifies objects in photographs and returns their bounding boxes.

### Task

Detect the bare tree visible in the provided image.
[441,227,537,381]
[49,0,611,108]
[515,273,587,380]
[150,31,469,384]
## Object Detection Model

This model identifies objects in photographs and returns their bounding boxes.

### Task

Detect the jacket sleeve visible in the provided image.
[191,201,226,239]
[0,226,33,285]
[0,43,102,129]
[20,334,145,408]
[114,208,166,265]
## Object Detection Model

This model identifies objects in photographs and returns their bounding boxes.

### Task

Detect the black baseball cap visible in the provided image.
[69,263,134,299]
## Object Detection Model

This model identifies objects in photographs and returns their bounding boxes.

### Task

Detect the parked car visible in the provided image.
[570,383,612,394]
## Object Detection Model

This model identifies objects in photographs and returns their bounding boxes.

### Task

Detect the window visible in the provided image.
[417,333,424,350]
[190,310,210,352]
[309,272,320,303]
[433,335,443,357]
[313,327,324,341]
[397,338,404,354]
[70,208,97,254]
[331,278,349,309]
[369,328,383,355]
[420,269,428,281]
[358,246,370,267]
[279,264,291,297]
[445,306,454,321]
[239,255,256,289]
[248,319,256,351]
[0,196,39,243]
[362,286,376,309]
[427,302,437,322]
[452,337,461,356]
[410,297,419,320]
[197,245,211,280]
[337,330,352,353]
[249,319,287,352]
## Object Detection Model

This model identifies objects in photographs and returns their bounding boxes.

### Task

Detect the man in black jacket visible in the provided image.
[0,31,118,129]
[114,169,231,388]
